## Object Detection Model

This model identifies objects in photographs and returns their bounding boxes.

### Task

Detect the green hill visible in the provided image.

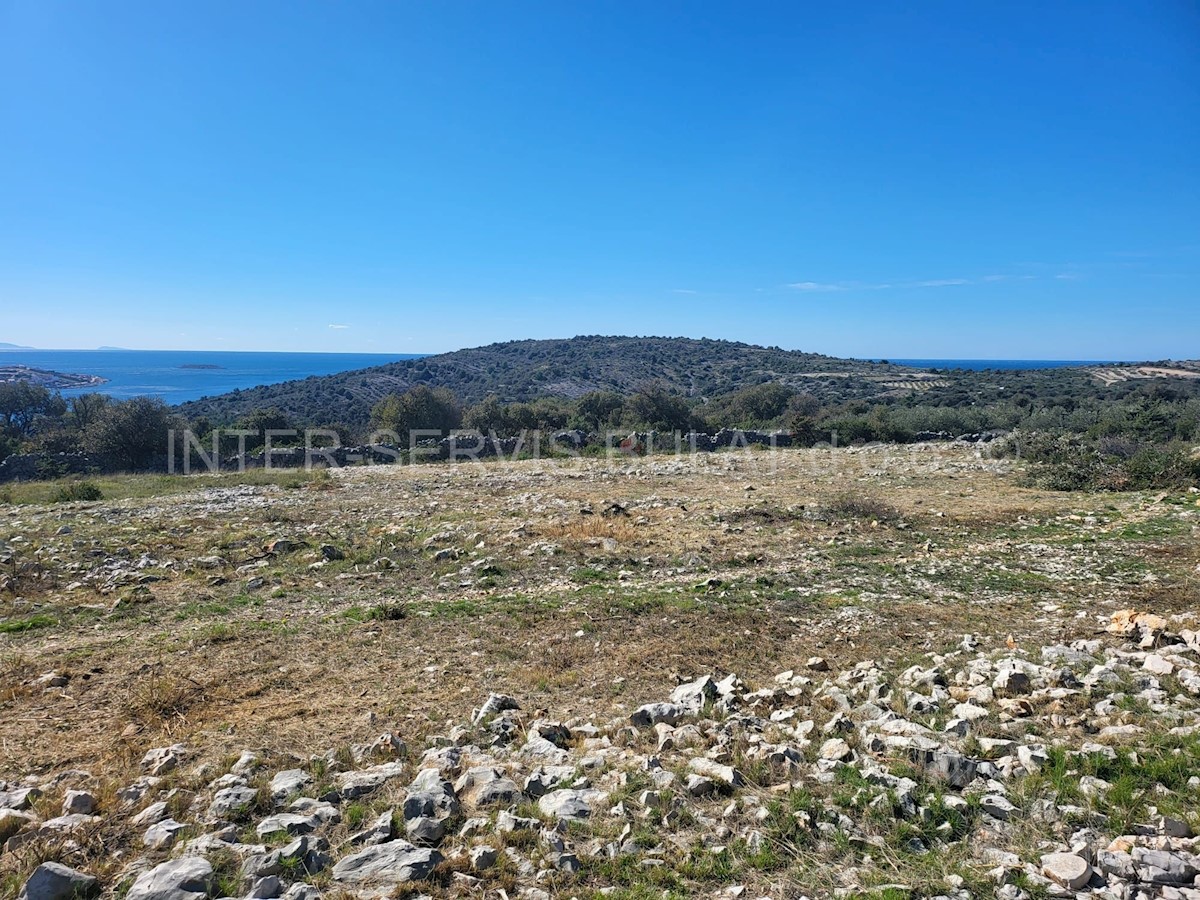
[178,335,918,427]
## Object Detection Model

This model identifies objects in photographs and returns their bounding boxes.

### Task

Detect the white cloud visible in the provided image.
[787,281,846,292]
[671,288,698,294]
[913,278,969,288]
[328,323,351,330]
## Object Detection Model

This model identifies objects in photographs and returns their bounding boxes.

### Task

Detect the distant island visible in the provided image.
[0,342,34,350]
[178,363,225,370]
[0,365,107,389]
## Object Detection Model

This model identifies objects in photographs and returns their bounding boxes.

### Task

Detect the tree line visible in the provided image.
[2,376,1198,490]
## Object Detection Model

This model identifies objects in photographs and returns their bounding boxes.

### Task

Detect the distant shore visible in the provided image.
[0,365,108,389]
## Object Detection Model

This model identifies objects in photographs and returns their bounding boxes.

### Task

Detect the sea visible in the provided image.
[0,349,1121,405]
[0,349,423,404]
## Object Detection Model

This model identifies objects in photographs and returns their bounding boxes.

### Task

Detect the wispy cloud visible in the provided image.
[787,281,848,293]
[328,323,351,330]
[913,278,969,288]
[787,276,973,292]
[782,271,1036,292]
[671,288,698,295]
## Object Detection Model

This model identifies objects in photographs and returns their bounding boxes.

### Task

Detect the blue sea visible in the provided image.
[0,349,424,404]
[0,348,1123,405]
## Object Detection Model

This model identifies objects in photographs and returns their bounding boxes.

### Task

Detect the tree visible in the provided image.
[622,388,695,432]
[573,391,624,431]
[0,382,67,437]
[85,397,177,471]
[67,393,112,431]
[235,408,294,451]
[717,382,797,426]
[371,386,462,439]
[463,396,507,433]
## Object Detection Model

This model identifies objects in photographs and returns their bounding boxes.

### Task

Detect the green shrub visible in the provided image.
[52,480,104,502]
[1002,431,1200,491]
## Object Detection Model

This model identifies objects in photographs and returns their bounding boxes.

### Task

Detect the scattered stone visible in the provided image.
[270,769,311,802]
[981,795,1018,821]
[470,845,498,871]
[0,808,39,843]
[630,702,686,727]
[141,745,186,777]
[18,863,98,900]
[331,841,443,886]
[60,789,95,816]
[143,818,189,850]
[126,858,213,900]
[1040,852,1093,891]
[337,761,405,799]
[537,788,608,820]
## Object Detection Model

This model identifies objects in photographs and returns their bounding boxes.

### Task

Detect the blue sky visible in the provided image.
[2,1,1197,359]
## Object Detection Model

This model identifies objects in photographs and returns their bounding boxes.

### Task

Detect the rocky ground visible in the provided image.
[2,444,1199,899]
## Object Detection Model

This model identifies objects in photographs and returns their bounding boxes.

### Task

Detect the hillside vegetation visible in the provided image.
[177,336,919,427]
[175,337,1200,441]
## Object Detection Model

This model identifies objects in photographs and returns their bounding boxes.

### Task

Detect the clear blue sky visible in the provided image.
[2,1,1197,359]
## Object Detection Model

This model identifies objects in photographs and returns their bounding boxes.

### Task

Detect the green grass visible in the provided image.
[175,593,264,620]
[1023,737,1200,832]
[0,613,56,634]
[939,564,1056,595]
[0,468,330,505]
[1114,515,1192,540]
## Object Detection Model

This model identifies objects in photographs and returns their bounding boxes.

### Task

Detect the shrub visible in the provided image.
[52,480,103,502]
[371,386,462,438]
[85,397,177,471]
[1002,431,1200,491]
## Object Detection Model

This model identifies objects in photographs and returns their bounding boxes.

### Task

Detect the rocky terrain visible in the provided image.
[2,444,1199,899]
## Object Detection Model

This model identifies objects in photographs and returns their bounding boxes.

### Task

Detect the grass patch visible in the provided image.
[0,613,56,634]
[1,468,332,505]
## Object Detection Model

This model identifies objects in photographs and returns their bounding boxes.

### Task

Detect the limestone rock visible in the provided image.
[126,858,213,900]
[331,841,442,886]
[1040,852,1092,891]
[18,863,98,900]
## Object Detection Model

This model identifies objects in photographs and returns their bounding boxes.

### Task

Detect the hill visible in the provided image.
[179,335,923,427]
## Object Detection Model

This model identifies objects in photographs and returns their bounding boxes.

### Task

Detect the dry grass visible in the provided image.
[0,443,1196,799]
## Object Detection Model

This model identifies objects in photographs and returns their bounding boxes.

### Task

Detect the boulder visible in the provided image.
[208,785,258,820]
[126,858,213,900]
[670,676,718,712]
[537,789,609,820]
[19,863,99,900]
[61,790,96,816]
[1040,852,1093,891]
[0,808,39,843]
[331,841,442,885]
[143,818,189,850]
[630,703,686,727]
[336,762,405,800]
[269,769,311,802]
[405,815,445,845]
[1132,848,1199,885]
[453,767,522,807]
